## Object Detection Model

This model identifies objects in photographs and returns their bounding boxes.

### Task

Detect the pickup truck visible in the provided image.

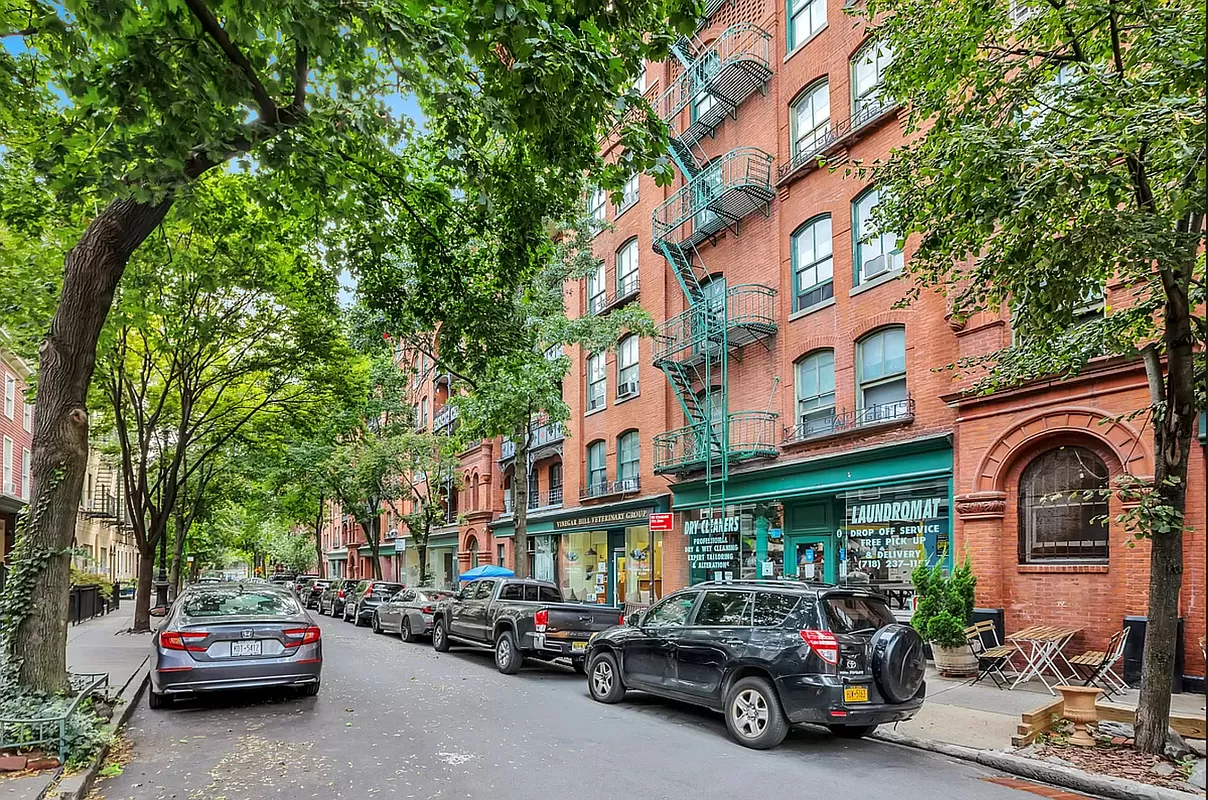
[431,577,623,675]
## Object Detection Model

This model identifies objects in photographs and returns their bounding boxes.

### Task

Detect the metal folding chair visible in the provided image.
[965,621,1014,689]
[1069,627,1129,698]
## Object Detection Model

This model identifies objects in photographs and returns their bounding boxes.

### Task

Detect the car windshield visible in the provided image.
[421,591,451,602]
[824,594,894,634]
[369,584,402,596]
[182,590,300,618]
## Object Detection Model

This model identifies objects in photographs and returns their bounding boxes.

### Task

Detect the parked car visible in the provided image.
[302,579,330,610]
[343,580,404,626]
[148,582,321,708]
[372,588,454,641]
[430,578,622,675]
[318,579,358,617]
[291,574,319,595]
[268,574,295,586]
[583,580,926,750]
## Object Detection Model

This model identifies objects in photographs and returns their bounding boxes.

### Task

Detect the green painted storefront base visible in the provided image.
[670,433,953,510]
[352,532,459,558]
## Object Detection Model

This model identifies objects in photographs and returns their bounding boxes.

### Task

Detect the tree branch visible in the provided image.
[181,0,279,124]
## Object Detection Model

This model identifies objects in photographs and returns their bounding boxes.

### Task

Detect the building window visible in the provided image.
[1018,446,1109,562]
[791,80,830,160]
[791,215,834,311]
[794,350,836,435]
[788,0,826,51]
[857,326,907,413]
[618,173,639,214]
[2,436,11,495]
[617,430,640,487]
[616,238,639,297]
[549,462,563,505]
[22,402,32,432]
[852,186,903,284]
[497,543,506,569]
[633,69,647,95]
[617,335,639,397]
[589,187,607,223]
[587,353,606,412]
[20,448,30,500]
[468,537,479,569]
[690,52,721,122]
[587,441,607,491]
[692,162,723,231]
[3,374,13,419]
[587,262,606,314]
[851,40,894,123]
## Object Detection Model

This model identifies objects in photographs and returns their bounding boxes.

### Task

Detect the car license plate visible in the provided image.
[230,641,262,657]
[571,641,587,652]
[844,685,868,703]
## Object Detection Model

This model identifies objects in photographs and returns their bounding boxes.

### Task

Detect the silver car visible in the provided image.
[149,583,322,708]
[372,588,453,642]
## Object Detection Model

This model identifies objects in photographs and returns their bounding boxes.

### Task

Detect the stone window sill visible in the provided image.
[1017,564,1109,574]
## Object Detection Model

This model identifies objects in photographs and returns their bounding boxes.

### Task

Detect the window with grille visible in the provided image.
[587,353,606,411]
[791,81,831,161]
[852,186,903,284]
[1018,446,1109,562]
[616,239,639,297]
[792,215,834,311]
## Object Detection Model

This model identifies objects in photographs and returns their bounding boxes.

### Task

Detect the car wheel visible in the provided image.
[372,613,383,633]
[401,618,417,643]
[299,682,320,698]
[588,652,625,703]
[828,724,878,739]
[724,676,789,750]
[495,629,522,675]
[148,689,170,710]
[353,609,365,627]
[432,618,451,652]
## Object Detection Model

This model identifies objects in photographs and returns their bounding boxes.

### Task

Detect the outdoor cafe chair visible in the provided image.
[965,620,1015,689]
[1068,627,1129,698]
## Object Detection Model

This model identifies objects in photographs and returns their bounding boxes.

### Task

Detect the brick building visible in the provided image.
[0,344,33,564]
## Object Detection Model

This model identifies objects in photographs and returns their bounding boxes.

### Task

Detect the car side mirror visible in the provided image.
[150,605,168,618]
[628,611,643,628]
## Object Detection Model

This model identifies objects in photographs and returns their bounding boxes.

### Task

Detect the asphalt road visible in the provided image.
[93,613,1041,800]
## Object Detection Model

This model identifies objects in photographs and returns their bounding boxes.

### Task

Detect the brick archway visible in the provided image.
[973,406,1153,496]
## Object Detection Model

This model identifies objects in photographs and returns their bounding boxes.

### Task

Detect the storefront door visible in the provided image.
[784,534,835,583]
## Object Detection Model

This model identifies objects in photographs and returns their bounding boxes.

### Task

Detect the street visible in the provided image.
[95,615,1036,800]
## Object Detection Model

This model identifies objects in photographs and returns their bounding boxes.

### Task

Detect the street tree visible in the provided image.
[857,0,1204,753]
[394,432,463,587]
[1,0,693,693]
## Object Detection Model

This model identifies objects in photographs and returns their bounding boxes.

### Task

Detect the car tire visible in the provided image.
[723,676,789,750]
[587,651,625,704]
[495,629,523,675]
[353,609,365,627]
[401,618,417,643]
[432,618,451,652]
[828,724,878,739]
[148,689,170,710]
[371,613,383,633]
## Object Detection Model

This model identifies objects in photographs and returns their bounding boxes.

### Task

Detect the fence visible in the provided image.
[0,672,109,763]
[68,584,110,625]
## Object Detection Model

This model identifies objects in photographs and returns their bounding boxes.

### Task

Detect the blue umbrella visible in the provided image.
[458,564,515,581]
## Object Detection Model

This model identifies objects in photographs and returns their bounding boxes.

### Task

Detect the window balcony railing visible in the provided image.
[499,418,565,462]
[653,411,779,473]
[580,477,641,500]
[651,284,777,365]
[652,147,774,250]
[781,396,915,444]
[658,24,773,147]
[777,96,898,183]
[503,486,565,515]
[433,403,458,432]
[588,276,640,316]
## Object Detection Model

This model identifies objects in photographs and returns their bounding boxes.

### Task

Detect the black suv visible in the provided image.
[318,579,358,617]
[584,580,926,750]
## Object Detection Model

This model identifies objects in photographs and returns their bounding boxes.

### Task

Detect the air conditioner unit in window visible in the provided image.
[617,381,639,398]
[619,477,639,493]
[862,254,889,280]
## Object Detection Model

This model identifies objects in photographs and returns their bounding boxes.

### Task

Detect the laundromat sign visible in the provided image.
[848,497,945,525]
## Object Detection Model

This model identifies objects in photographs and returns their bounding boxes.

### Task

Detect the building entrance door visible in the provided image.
[783,534,835,584]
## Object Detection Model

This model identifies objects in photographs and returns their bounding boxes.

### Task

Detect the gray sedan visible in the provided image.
[149,583,321,708]
[372,588,453,642]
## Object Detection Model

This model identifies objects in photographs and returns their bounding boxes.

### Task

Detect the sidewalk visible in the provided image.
[1,608,149,800]
[890,666,1206,750]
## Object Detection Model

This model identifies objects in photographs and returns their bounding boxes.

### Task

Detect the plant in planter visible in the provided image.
[911,556,978,676]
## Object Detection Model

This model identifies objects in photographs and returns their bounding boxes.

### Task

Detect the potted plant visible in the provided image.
[911,556,979,676]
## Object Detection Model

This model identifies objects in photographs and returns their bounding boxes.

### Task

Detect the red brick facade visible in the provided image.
[0,346,34,562]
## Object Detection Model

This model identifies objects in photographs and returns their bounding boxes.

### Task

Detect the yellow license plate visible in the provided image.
[571,641,587,652]
[843,686,869,703]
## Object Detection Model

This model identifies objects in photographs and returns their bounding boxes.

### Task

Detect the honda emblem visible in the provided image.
[241,629,253,639]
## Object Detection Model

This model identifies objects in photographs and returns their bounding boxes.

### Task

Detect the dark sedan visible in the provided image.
[149,583,321,708]
[318,579,358,617]
[372,588,452,641]
[342,580,403,626]
[302,579,331,610]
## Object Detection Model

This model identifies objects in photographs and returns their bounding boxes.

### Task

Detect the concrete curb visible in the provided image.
[872,728,1199,800]
[44,657,149,800]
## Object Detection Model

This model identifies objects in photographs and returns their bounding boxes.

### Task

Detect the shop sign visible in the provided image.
[684,514,742,574]
[683,515,741,537]
[648,512,673,532]
[840,486,950,585]
[552,507,653,531]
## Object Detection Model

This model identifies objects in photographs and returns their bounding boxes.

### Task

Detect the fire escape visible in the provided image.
[651,22,780,509]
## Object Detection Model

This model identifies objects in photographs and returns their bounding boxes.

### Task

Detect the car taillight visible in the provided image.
[534,609,548,632]
[800,629,840,666]
[159,630,208,652]
[283,626,321,647]
[365,582,375,593]
[422,606,435,614]
[338,590,345,599]
[618,614,625,626]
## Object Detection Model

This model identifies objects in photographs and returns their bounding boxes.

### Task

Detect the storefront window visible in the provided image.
[686,505,784,584]
[618,526,662,605]
[561,531,609,603]
[839,480,951,599]
[533,535,557,583]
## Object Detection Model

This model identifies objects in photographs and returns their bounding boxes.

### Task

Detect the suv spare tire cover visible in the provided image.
[869,624,926,703]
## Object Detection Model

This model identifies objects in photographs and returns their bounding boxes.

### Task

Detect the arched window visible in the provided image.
[852,185,903,284]
[856,326,907,417]
[467,534,480,569]
[587,440,608,493]
[851,40,894,123]
[1018,446,1109,563]
[470,471,479,509]
[617,430,640,489]
[791,215,834,311]
[794,350,836,437]
[549,462,564,505]
[791,81,830,160]
[616,239,639,297]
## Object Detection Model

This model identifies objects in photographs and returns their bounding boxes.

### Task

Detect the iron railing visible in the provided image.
[653,411,779,473]
[0,673,108,763]
[651,285,777,363]
[588,276,640,315]
[500,419,565,462]
[433,403,458,432]
[777,97,898,181]
[579,477,641,500]
[652,148,774,249]
[782,396,915,444]
[503,486,564,514]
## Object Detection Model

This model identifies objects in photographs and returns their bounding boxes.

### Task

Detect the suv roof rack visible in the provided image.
[693,578,832,588]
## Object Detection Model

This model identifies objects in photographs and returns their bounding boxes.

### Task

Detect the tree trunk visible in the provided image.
[512,427,531,579]
[168,513,186,600]
[314,498,325,579]
[417,538,429,586]
[133,550,155,633]
[2,196,172,691]
[1134,276,1196,755]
